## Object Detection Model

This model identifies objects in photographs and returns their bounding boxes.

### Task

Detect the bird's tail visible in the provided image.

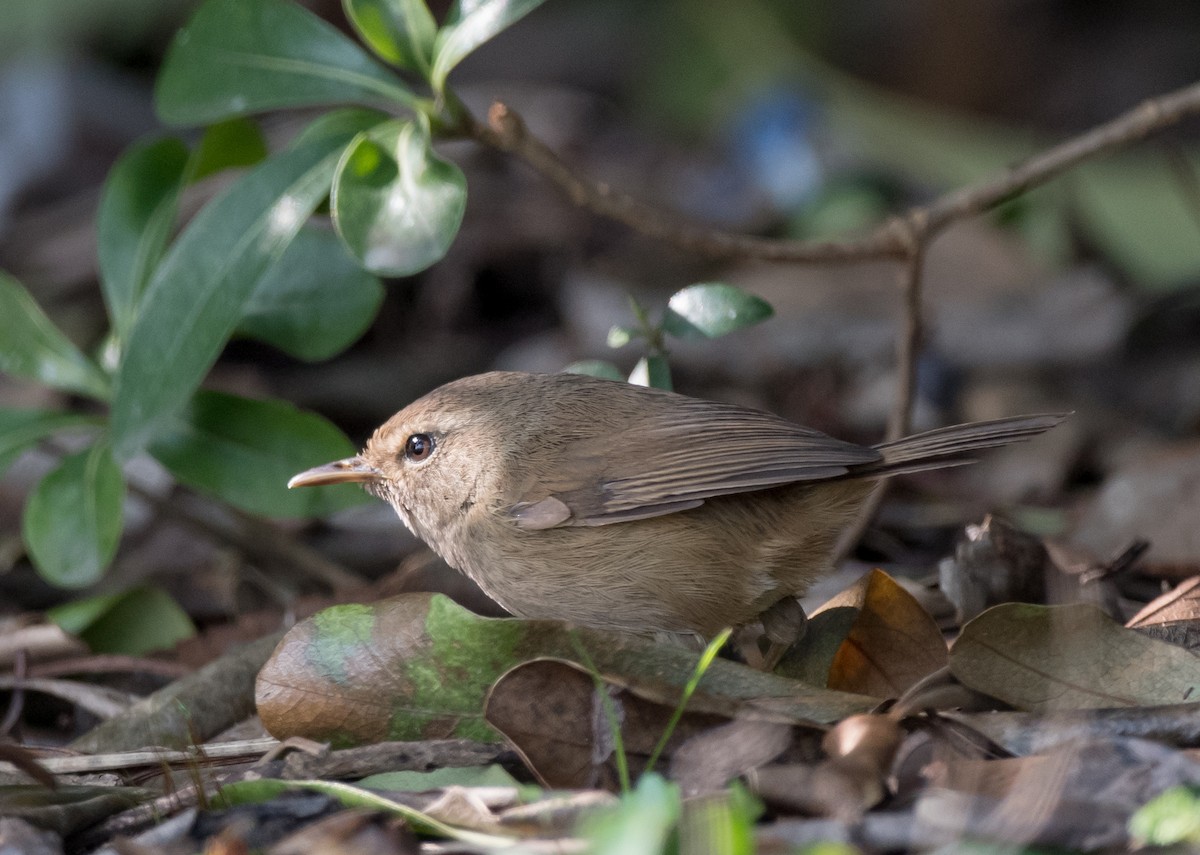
[852,413,1068,478]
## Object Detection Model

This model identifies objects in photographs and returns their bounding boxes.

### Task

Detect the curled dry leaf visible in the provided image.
[485,658,628,790]
[950,602,1200,711]
[747,713,904,821]
[780,569,948,698]
[484,658,796,791]
[1126,576,1200,652]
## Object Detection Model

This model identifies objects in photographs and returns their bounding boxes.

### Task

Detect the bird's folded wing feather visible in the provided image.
[512,397,879,528]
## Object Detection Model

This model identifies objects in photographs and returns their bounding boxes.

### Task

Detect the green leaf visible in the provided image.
[332,117,467,275]
[1074,155,1200,290]
[217,779,513,847]
[343,0,437,73]
[97,137,190,341]
[561,360,624,382]
[295,108,392,150]
[606,325,635,348]
[1131,786,1200,847]
[239,226,383,361]
[0,409,99,476]
[23,443,125,588]
[629,355,672,391]
[110,117,374,461]
[581,773,681,855]
[0,273,110,400]
[149,390,367,518]
[190,117,270,182]
[155,0,418,126]
[358,765,520,791]
[430,0,548,92]
[48,586,195,654]
[660,283,774,340]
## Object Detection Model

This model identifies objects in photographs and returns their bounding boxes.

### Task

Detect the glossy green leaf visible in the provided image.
[561,360,624,382]
[23,444,125,588]
[332,117,466,275]
[48,586,195,654]
[294,108,391,149]
[97,137,190,341]
[430,0,548,92]
[660,283,774,340]
[190,117,270,181]
[629,355,672,391]
[343,0,436,73]
[111,118,373,461]
[239,226,384,361]
[155,0,418,126]
[0,409,99,476]
[149,390,367,518]
[0,273,109,400]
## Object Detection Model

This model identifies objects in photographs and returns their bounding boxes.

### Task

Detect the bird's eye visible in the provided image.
[404,433,435,462]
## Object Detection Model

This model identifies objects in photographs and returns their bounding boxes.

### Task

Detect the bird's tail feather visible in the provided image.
[852,413,1068,478]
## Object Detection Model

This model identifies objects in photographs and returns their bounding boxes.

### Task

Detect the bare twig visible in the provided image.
[887,221,928,442]
[470,102,908,263]
[467,80,1200,266]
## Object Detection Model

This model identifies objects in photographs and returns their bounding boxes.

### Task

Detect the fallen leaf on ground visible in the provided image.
[256,593,875,747]
[781,569,947,697]
[950,602,1200,710]
[1126,576,1200,652]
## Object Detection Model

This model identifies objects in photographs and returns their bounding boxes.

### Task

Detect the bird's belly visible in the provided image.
[451,481,870,636]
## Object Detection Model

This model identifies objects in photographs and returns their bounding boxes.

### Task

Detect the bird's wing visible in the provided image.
[511,396,879,529]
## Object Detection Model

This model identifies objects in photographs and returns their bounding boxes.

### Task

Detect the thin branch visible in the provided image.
[887,224,928,442]
[467,80,1200,264]
[470,102,909,263]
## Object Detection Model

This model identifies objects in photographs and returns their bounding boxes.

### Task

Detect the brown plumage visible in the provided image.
[289,371,1063,638]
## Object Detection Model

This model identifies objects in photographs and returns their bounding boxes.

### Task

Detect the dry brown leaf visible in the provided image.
[951,602,1200,710]
[1126,576,1200,651]
[823,569,948,697]
[484,659,729,789]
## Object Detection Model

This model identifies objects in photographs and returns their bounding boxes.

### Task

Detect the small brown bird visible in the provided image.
[289,371,1062,639]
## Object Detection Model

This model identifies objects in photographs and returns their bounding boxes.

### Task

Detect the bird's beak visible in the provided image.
[287,456,383,488]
